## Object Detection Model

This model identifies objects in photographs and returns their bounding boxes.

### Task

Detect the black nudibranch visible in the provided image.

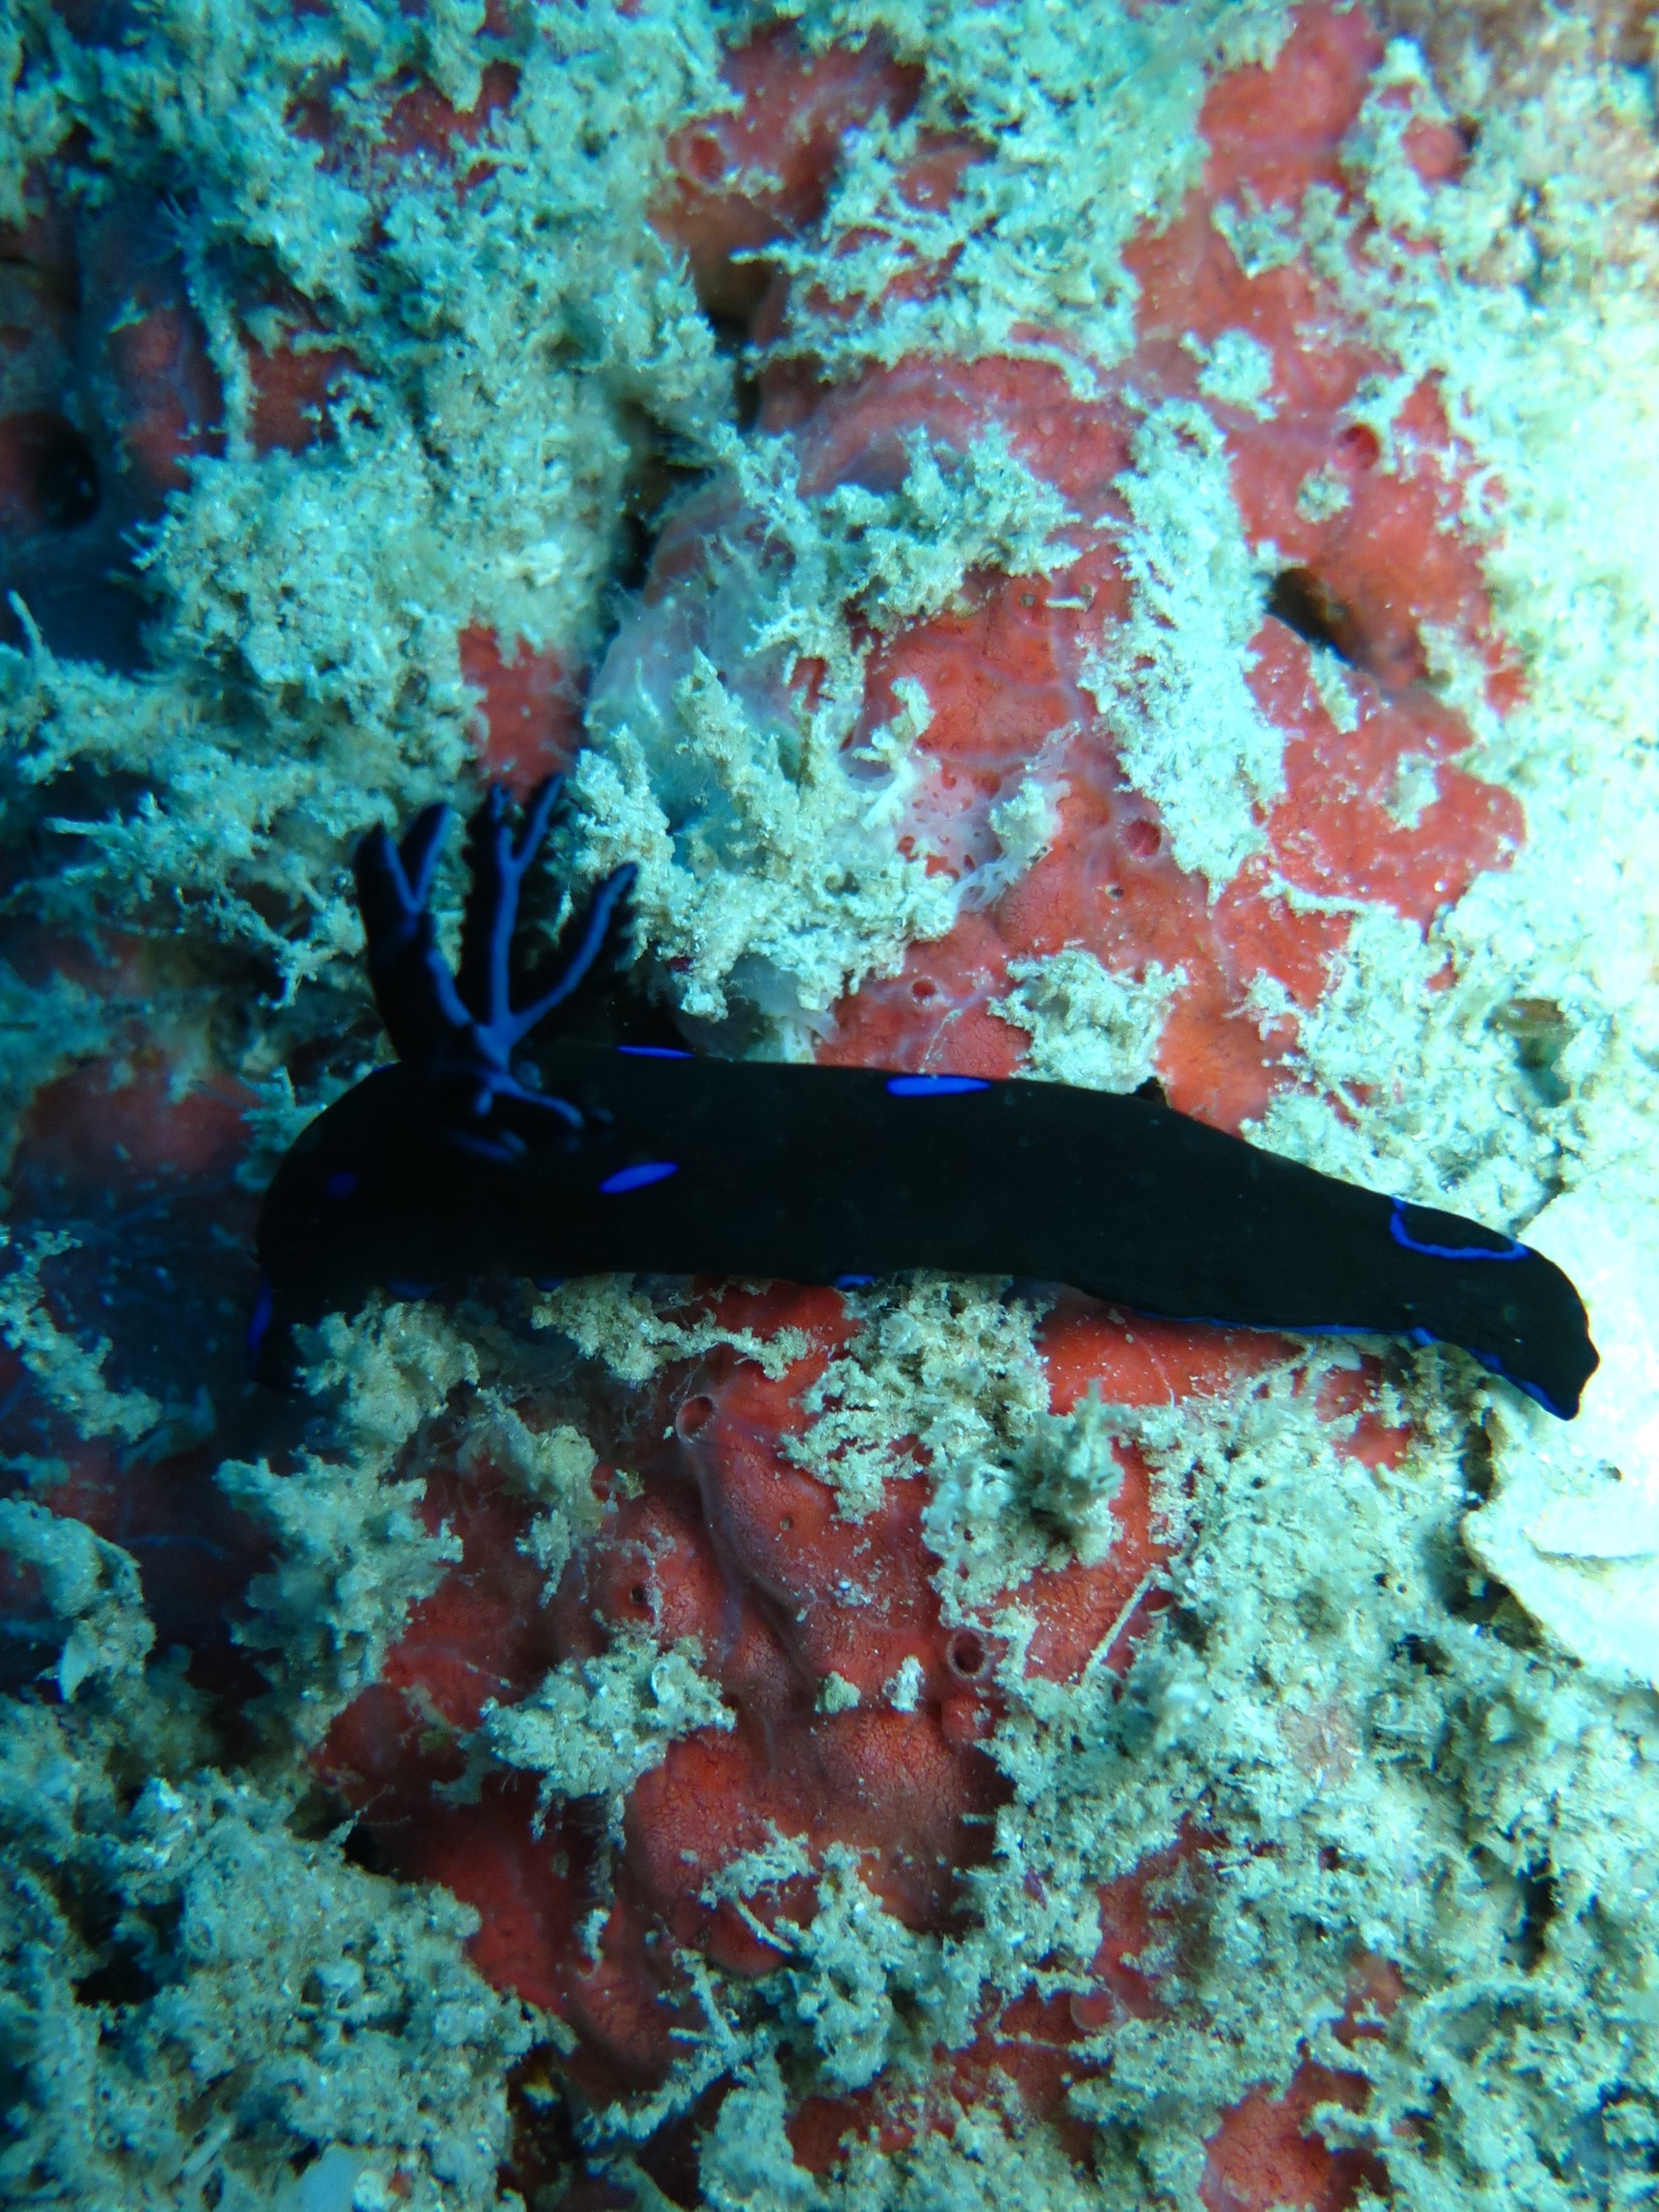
[254,781,1598,1419]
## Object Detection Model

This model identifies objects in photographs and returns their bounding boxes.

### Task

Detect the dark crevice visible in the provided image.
[338,1816,395,1876]
[1394,1631,1447,1675]
[606,304,755,607]
[1266,566,1355,664]
[705,309,763,431]
[1460,1418,1496,1503]
[732,366,762,434]
[611,423,709,599]
[1443,1568,1542,1649]
[1165,1605,1209,1652]
[1515,1860,1558,1971]
[1490,995,1572,1108]
[612,505,659,596]
[1,411,101,530]
[75,1942,161,2011]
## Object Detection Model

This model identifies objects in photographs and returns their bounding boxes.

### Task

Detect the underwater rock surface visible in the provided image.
[1,2,1657,2208]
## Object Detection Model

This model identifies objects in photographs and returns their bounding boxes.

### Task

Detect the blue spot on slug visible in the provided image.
[326,1169,359,1200]
[885,1074,990,1098]
[616,1045,694,1059]
[601,1160,679,1194]
[1390,1201,1525,1262]
[246,1278,274,1367]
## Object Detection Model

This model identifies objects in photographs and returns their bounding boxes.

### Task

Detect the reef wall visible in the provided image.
[2,1,1658,2206]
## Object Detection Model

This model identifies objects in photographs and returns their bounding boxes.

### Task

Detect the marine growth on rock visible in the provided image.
[1,3,1657,2210]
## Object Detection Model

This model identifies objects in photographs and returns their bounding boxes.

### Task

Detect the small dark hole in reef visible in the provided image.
[1490,995,1571,1107]
[911,979,939,1003]
[613,508,657,596]
[33,416,100,529]
[1,411,100,530]
[1121,816,1161,859]
[75,1943,159,2010]
[1516,1860,1558,1971]
[1166,1605,1209,1652]
[1267,566,1354,664]
[629,1583,649,1608]
[946,1628,989,1680]
[340,1818,394,1877]
[1394,1631,1446,1675]
[613,467,706,596]
[1460,1419,1496,1503]
[1446,1572,1544,1652]
[675,1393,715,1441]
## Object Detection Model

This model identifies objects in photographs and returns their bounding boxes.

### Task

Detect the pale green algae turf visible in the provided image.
[2,0,1659,2207]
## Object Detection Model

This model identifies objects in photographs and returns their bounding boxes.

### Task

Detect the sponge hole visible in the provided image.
[675,1393,716,1441]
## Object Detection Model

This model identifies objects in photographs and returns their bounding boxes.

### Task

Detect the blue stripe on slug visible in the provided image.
[885,1074,990,1097]
[1390,1201,1526,1262]
[601,1161,679,1194]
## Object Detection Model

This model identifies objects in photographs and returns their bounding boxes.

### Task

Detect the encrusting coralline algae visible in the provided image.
[2,1,1658,2207]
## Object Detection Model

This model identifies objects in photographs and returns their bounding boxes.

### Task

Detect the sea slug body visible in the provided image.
[256,783,1598,1418]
